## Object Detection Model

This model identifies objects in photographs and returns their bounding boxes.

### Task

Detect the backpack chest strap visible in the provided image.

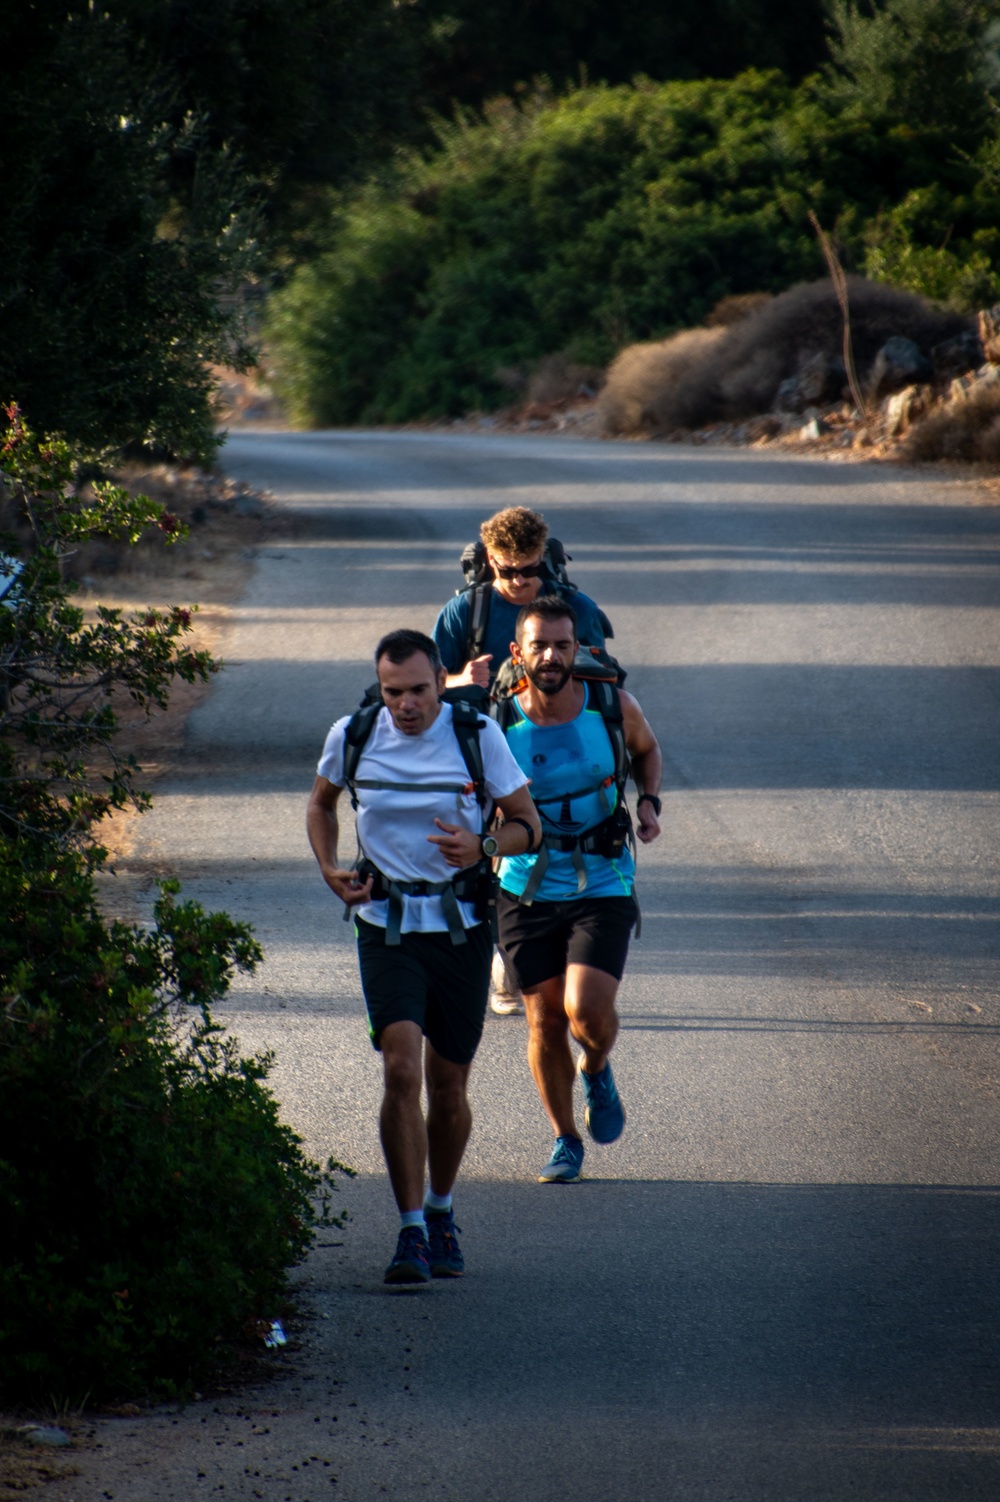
[349,776,476,811]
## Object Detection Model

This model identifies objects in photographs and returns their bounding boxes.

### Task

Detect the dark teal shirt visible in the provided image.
[433,585,607,678]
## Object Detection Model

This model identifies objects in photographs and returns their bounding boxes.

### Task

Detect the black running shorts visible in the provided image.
[355,917,492,1066]
[496,890,638,991]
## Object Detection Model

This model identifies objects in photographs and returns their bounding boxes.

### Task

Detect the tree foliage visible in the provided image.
[0,411,348,1401]
[0,4,260,460]
[0,0,440,457]
[266,60,1000,426]
[0,405,214,847]
[825,0,1000,145]
[414,0,830,113]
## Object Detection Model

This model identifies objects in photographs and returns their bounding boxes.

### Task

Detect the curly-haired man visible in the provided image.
[433,507,612,1015]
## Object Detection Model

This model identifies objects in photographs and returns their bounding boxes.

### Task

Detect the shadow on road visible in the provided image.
[319,1172,1000,1501]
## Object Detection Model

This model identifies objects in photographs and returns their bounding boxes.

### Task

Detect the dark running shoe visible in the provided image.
[384,1225,431,1284]
[580,1058,626,1144]
[426,1209,464,1277]
[538,1134,585,1183]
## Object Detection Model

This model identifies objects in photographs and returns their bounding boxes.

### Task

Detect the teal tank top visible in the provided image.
[498,684,635,902]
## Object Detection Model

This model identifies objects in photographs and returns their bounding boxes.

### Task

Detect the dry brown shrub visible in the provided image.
[494,364,528,395]
[601,278,971,436]
[526,352,605,404]
[704,292,774,327]
[902,383,1000,463]
[597,327,727,435]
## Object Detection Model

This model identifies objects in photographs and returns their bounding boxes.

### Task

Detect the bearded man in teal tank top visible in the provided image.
[493,595,664,1184]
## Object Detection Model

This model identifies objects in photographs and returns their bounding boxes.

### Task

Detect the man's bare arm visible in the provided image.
[427,782,541,868]
[620,692,663,845]
[306,775,374,905]
[494,783,543,850]
[444,653,493,691]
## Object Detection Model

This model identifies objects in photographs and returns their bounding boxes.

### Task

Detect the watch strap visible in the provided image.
[503,815,537,853]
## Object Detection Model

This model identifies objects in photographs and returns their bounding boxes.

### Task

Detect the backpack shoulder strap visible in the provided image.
[464,582,492,663]
[342,702,382,807]
[491,690,524,736]
[588,679,629,787]
[448,698,488,813]
[543,579,580,605]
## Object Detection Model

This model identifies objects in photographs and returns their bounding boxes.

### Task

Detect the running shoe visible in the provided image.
[490,989,524,1016]
[538,1134,585,1183]
[426,1209,464,1277]
[490,949,524,1015]
[580,1058,626,1144]
[383,1225,431,1284]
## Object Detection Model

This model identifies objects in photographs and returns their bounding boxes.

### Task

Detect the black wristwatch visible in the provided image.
[481,833,501,858]
[637,794,662,817]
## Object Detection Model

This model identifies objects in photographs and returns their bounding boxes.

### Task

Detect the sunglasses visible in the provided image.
[493,562,544,580]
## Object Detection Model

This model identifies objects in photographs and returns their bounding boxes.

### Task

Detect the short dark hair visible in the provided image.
[515,595,578,643]
[375,628,443,673]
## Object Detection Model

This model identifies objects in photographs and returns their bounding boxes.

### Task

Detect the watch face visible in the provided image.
[482,835,500,857]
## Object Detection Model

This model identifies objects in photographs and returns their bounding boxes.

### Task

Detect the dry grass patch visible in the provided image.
[903,383,1000,463]
[0,1435,77,1500]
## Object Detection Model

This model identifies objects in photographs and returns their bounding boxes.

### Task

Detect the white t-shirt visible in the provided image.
[317,702,527,933]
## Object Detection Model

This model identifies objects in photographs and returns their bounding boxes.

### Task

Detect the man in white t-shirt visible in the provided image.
[307,629,539,1285]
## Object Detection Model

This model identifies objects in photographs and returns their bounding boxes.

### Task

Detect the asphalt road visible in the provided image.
[86,432,1000,1500]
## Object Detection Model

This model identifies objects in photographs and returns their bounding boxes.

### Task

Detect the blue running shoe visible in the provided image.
[384,1225,431,1284]
[580,1059,626,1144]
[538,1134,585,1183]
[426,1209,464,1278]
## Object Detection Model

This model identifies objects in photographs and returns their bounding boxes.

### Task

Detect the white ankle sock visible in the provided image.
[424,1190,452,1213]
[400,1209,427,1233]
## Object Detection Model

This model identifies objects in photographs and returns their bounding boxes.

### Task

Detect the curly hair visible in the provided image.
[480,506,548,558]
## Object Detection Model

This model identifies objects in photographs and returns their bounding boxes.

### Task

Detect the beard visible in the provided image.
[524,660,573,696]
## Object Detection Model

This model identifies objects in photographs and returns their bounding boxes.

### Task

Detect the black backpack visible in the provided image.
[457,537,616,664]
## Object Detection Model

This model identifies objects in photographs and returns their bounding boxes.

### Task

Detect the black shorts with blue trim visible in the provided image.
[355,917,492,1066]
[496,889,638,991]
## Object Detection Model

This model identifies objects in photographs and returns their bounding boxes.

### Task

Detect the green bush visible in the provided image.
[863,187,1000,312]
[266,63,1000,425]
[0,871,332,1401]
[0,410,348,1401]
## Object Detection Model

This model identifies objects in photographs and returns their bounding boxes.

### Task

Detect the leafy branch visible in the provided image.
[0,405,217,851]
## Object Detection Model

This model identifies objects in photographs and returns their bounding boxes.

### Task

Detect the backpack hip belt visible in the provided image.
[355,856,487,946]
[518,803,634,906]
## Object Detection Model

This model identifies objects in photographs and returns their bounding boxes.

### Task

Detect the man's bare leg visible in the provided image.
[378,1020,428,1211]
[424,1045,473,1197]
[524,964,621,1135]
[564,962,620,1076]
[523,975,578,1137]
